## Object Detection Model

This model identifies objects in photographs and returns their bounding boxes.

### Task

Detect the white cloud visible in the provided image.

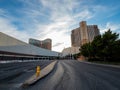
[40,0,78,11]
[0,17,29,42]
[106,22,120,31]
[1,0,110,52]
[53,42,64,47]
[36,0,95,52]
[19,0,77,52]
[100,22,120,34]
[0,9,6,16]
[35,21,71,52]
[92,5,107,12]
[74,9,94,19]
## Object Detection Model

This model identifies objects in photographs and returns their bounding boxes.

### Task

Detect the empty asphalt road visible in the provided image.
[0,60,53,90]
[0,60,120,90]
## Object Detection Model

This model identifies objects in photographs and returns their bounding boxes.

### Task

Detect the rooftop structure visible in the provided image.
[0,32,59,60]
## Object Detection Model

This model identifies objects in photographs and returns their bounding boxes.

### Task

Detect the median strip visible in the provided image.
[22,61,57,87]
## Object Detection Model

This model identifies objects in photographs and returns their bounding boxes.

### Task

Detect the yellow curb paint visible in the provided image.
[36,66,40,77]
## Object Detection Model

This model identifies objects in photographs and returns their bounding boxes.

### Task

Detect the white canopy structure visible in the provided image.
[0,32,59,59]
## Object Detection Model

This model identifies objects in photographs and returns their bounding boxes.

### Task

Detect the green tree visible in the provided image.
[80,29,120,61]
[80,42,93,58]
[91,35,103,58]
[73,53,81,60]
[101,29,119,58]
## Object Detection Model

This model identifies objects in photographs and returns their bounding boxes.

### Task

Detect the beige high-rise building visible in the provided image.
[29,38,52,50]
[71,28,81,47]
[71,21,100,47]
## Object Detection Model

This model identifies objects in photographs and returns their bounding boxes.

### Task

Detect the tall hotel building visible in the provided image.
[71,21,100,47]
[29,38,52,50]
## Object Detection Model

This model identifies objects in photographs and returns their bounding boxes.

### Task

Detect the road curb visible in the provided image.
[78,60,120,68]
[21,61,57,87]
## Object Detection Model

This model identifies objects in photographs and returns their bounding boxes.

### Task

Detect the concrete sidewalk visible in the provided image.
[78,60,120,68]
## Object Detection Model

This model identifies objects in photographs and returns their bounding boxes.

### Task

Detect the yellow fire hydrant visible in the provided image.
[36,66,40,77]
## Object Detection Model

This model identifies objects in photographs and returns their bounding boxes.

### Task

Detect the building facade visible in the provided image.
[71,28,81,47]
[29,38,52,50]
[62,47,80,56]
[71,21,100,47]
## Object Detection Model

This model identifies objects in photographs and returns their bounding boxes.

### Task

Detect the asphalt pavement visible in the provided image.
[0,60,120,90]
[0,60,53,90]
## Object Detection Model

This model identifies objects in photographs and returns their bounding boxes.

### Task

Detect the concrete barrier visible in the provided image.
[22,61,57,87]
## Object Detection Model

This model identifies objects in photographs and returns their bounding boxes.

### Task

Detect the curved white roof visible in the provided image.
[0,32,59,56]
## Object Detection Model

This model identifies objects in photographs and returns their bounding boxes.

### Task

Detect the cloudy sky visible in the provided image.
[0,0,120,52]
